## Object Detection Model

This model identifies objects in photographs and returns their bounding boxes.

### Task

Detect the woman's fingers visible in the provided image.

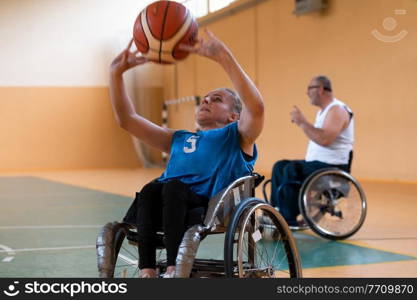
[126,38,134,51]
[178,43,196,52]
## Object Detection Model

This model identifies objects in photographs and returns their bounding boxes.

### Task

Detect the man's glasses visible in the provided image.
[307,85,332,91]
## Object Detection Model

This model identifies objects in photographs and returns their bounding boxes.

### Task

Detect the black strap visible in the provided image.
[343,105,353,121]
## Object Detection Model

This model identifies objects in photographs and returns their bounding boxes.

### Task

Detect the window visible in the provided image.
[208,0,236,13]
[180,0,237,18]
[181,0,208,18]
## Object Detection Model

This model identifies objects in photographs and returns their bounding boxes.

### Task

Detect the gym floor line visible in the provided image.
[1,169,416,277]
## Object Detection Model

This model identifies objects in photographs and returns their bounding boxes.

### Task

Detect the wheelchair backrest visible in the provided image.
[203,175,256,231]
[347,151,353,173]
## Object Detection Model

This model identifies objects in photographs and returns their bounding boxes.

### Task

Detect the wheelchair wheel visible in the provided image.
[111,223,141,278]
[224,198,302,278]
[299,168,367,240]
[98,222,167,278]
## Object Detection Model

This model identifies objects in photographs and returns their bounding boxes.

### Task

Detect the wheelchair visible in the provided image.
[96,174,302,278]
[262,158,367,240]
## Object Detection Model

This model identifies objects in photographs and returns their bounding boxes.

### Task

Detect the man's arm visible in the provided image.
[291,105,349,147]
[180,29,264,155]
[109,40,174,153]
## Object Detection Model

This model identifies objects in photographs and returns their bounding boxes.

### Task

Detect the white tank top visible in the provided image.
[305,98,354,165]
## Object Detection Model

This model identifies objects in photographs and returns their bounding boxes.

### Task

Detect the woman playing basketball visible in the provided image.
[109,29,264,278]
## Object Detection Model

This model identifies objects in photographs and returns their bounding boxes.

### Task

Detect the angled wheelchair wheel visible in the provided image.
[97,222,166,278]
[96,222,132,277]
[299,168,367,240]
[225,198,302,278]
[111,223,141,278]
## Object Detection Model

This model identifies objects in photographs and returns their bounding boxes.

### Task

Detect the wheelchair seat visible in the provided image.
[122,206,206,249]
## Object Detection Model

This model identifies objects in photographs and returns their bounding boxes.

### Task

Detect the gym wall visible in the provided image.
[0,0,160,171]
[1,0,416,182]
[164,0,417,182]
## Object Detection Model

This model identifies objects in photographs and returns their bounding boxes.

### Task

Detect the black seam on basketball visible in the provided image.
[139,11,149,50]
[172,11,191,60]
[148,48,171,54]
[134,37,149,53]
[146,6,157,40]
[159,1,170,63]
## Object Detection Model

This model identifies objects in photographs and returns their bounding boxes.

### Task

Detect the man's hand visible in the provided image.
[179,28,229,63]
[290,106,307,126]
[292,105,349,147]
[110,39,148,75]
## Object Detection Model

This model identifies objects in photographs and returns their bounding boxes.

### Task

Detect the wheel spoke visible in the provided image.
[119,244,137,260]
[236,204,300,278]
[301,170,366,239]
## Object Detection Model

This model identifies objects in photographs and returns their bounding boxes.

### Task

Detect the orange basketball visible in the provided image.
[133,1,198,64]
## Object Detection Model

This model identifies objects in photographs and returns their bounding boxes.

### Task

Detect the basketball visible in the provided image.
[133,1,198,64]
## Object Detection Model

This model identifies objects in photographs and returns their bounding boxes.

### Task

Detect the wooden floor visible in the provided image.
[1,168,416,277]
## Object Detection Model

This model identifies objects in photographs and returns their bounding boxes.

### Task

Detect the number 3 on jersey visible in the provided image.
[183,136,198,153]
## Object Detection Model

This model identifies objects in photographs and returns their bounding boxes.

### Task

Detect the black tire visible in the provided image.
[224,198,302,278]
[262,179,271,204]
[96,222,130,278]
[111,223,142,278]
[299,168,367,240]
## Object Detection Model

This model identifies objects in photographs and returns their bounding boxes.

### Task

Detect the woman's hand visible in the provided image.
[179,28,230,63]
[110,39,148,75]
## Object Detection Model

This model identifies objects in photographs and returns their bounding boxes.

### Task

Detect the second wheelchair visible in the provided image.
[263,167,367,240]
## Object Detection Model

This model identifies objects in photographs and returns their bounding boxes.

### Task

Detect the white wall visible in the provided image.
[0,0,160,86]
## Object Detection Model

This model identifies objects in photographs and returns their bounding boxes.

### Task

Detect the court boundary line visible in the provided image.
[339,239,417,259]
[0,244,15,262]
[294,232,417,259]
[0,225,102,229]
[0,245,95,253]
[118,254,138,265]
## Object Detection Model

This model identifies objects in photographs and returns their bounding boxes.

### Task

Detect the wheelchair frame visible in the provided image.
[96,174,303,278]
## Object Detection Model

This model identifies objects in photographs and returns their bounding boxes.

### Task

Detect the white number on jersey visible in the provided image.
[183,136,198,153]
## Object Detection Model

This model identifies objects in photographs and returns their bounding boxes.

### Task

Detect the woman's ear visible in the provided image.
[228,112,239,123]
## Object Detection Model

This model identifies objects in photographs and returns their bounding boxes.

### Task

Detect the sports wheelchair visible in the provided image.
[96,174,302,278]
[262,156,367,240]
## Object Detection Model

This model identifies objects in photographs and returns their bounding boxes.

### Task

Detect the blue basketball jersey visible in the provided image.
[158,122,257,198]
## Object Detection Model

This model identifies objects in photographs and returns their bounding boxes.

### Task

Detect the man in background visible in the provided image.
[270,75,354,227]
